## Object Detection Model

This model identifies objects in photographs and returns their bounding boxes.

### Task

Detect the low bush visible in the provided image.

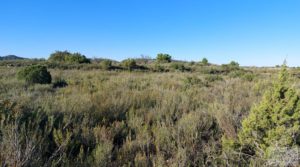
[170,62,186,72]
[205,74,223,83]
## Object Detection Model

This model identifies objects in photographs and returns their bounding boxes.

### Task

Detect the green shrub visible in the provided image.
[53,78,68,88]
[17,65,52,84]
[49,51,90,64]
[229,70,256,81]
[201,58,209,65]
[122,59,137,70]
[228,70,244,78]
[183,76,204,88]
[156,53,172,63]
[152,63,166,72]
[222,61,240,72]
[65,52,90,64]
[224,65,300,165]
[242,73,256,81]
[170,62,185,72]
[229,61,239,67]
[205,75,223,83]
[100,60,113,70]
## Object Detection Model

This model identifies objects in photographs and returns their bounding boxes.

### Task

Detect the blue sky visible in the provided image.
[0,0,300,66]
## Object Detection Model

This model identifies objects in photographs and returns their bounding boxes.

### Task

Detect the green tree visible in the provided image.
[201,58,208,65]
[48,50,72,62]
[49,51,90,64]
[229,61,239,68]
[17,65,52,84]
[224,64,300,165]
[156,53,172,63]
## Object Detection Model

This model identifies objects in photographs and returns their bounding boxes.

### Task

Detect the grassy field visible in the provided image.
[0,59,299,166]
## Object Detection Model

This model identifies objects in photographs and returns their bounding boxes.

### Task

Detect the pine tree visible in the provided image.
[237,64,300,161]
[222,64,300,166]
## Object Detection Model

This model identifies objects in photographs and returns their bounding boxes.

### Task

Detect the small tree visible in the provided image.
[17,65,52,84]
[156,53,171,63]
[48,51,90,64]
[49,51,72,62]
[229,61,239,68]
[223,64,300,165]
[201,58,208,65]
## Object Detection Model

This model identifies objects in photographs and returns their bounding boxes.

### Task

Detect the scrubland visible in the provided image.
[0,58,299,166]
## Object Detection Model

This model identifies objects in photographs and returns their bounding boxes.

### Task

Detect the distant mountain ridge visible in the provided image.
[0,55,26,60]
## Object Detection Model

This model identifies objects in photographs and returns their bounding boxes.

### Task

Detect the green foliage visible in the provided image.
[183,76,204,87]
[229,70,256,81]
[201,58,209,65]
[156,53,172,63]
[152,63,166,72]
[122,58,137,70]
[229,61,239,67]
[170,62,186,72]
[222,61,240,72]
[100,59,113,70]
[17,65,52,84]
[49,51,90,64]
[205,74,223,83]
[224,65,300,165]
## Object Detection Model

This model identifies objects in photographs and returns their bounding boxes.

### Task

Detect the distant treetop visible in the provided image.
[49,50,90,64]
[229,61,239,67]
[201,58,209,65]
[156,53,172,63]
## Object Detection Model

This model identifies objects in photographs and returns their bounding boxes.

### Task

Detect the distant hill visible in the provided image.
[0,55,26,60]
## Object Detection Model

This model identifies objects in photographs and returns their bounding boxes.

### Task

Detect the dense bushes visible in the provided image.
[122,58,137,70]
[100,59,113,70]
[17,65,52,84]
[49,51,90,64]
[156,53,172,63]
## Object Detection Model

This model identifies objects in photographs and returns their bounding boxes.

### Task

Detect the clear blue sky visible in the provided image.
[1,0,300,66]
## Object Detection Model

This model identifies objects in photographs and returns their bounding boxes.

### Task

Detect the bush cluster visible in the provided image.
[49,51,90,64]
[156,53,172,63]
[122,58,137,70]
[17,65,52,84]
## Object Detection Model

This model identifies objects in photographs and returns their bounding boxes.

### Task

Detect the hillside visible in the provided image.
[0,55,26,60]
